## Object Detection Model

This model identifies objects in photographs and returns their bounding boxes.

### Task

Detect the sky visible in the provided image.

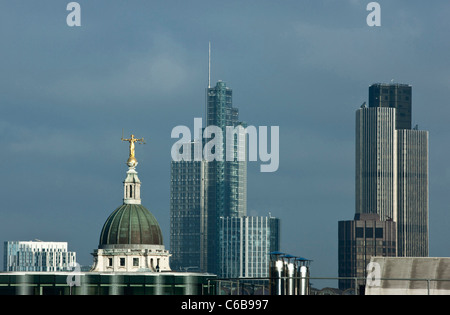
[0,0,449,288]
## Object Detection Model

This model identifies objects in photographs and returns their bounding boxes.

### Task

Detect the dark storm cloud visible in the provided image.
[0,1,448,284]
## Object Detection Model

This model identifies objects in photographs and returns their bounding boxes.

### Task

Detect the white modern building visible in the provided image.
[4,240,76,272]
[219,215,280,278]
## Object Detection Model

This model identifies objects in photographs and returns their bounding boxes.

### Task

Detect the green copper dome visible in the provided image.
[99,204,163,246]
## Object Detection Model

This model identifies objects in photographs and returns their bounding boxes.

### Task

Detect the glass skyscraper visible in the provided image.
[204,80,247,275]
[206,80,247,219]
[170,79,280,277]
[219,216,280,279]
[170,81,247,274]
[170,141,207,272]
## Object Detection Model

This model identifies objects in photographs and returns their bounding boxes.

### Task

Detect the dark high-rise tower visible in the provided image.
[362,83,428,255]
[397,129,429,257]
[170,141,207,271]
[338,213,397,291]
[355,107,397,221]
[368,83,412,130]
[339,83,429,290]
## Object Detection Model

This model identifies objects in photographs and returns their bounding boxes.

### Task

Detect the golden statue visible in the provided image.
[121,133,145,168]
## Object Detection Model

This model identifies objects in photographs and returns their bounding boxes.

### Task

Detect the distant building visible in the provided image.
[170,79,280,278]
[170,141,207,271]
[396,129,429,257]
[338,214,397,290]
[205,80,248,275]
[170,80,249,276]
[4,240,76,272]
[219,215,280,278]
[351,83,429,269]
[355,106,398,222]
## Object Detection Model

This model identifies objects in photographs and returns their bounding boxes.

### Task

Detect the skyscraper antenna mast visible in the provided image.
[208,41,211,88]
